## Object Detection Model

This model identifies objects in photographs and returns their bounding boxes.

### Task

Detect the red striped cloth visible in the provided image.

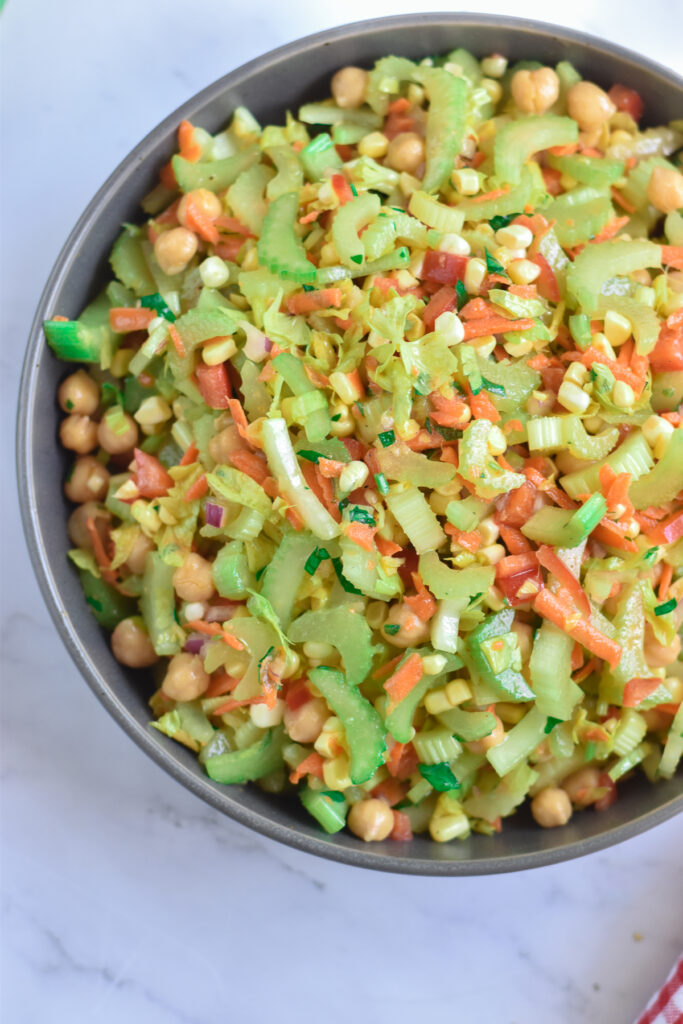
[635,957,683,1024]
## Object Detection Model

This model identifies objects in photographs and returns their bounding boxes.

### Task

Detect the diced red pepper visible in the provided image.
[421,250,468,286]
[385,741,419,780]
[530,252,561,304]
[390,810,413,842]
[608,84,644,121]
[649,510,683,546]
[422,285,457,332]
[133,448,173,498]
[649,312,683,372]
[494,481,536,527]
[195,362,232,409]
[496,566,544,606]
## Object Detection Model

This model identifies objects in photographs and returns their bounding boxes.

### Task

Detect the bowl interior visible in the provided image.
[18,14,683,874]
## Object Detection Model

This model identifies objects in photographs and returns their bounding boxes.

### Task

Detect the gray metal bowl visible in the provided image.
[17,13,683,874]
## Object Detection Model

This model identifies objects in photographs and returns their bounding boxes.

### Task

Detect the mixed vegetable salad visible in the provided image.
[46,50,683,844]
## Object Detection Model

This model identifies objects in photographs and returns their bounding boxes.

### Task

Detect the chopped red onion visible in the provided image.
[184,634,208,655]
[241,320,272,363]
[205,603,240,623]
[205,502,225,528]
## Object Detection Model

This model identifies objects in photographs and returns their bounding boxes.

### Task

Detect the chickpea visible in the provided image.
[347,798,394,842]
[125,532,154,575]
[161,652,210,701]
[58,370,100,415]
[531,786,573,828]
[644,623,681,668]
[153,227,198,276]
[59,414,98,454]
[67,501,109,549]
[466,713,505,754]
[283,697,328,743]
[510,67,559,114]
[330,65,368,109]
[562,766,602,808]
[208,423,246,464]
[97,411,138,455]
[647,166,683,214]
[173,552,215,603]
[381,603,431,648]
[111,617,158,668]
[64,456,110,503]
[386,132,425,174]
[567,81,616,131]
[177,188,222,228]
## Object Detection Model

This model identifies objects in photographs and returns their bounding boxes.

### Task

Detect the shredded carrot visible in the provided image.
[212,696,266,716]
[658,562,673,601]
[203,672,240,699]
[536,544,591,618]
[179,442,198,466]
[299,210,320,225]
[572,658,599,684]
[468,387,501,423]
[286,288,344,315]
[167,323,186,358]
[184,474,208,503]
[504,419,524,434]
[346,521,377,551]
[183,195,219,244]
[330,173,354,205]
[159,161,177,190]
[589,216,631,244]
[592,519,639,553]
[84,516,116,584]
[301,460,340,522]
[571,642,585,672]
[533,588,622,669]
[661,245,683,269]
[498,524,531,554]
[610,187,637,214]
[226,397,259,447]
[384,652,424,711]
[108,307,157,333]
[376,536,402,557]
[372,777,408,807]
[317,458,345,479]
[404,573,437,621]
[371,654,403,681]
[229,449,270,485]
[178,119,201,162]
[284,505,305,531]
[470,185,510,204]
[460,297,493,320]
[388,96,411,114]
[622,678,664,708]
[444,523,482,552]
[289,752,325,784]
[463,316,536,340]
[185,619,245,651]
[385,741,419,780]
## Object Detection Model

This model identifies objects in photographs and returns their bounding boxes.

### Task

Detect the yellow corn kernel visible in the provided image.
[439,233,471,256]
[603,310,632,347]
[451,167,480,195]
[434,310,465,346]
[563,362,589,386]
[481,77,503,104]
[452,550,477,568]
[314,717,346,758]
[339,460,369,493]
[507,259,541,285]
[464,257,487,294]
[322,753,352,791]
[240,245,259,271]
[480,54,508,78]
[654,433,673,460]
[133,395,173,427]
[358,131,389,159]
[399,171,421,197]
[109,348,134,378]
[202,336,237,365]
[642,414,674,450]
[422,653,448,676]
[485,584,505,611]
[611,380,635,408]
[497,703,527,724]
[429,794,469,842]
[557,380,591,414]
[495,224,533,250]
[446,679,472,705]
[487,425,507,455]
[591,332,617,359]
[479,543,506,565]
[478,516,500,546]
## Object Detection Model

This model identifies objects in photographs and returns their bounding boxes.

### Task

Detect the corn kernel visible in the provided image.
[446,679,472,705]
[328,370,363,404]
[199,256,230,289]
[339,459,369,493]
[634,284,656,308]
[487,425,507,455]
[133,395,172,427]
[603,310,632,347]
[303,641,336,661]
[329,401,354,437]
[481,77,503,104]
[564,362,589,386]
[407,83,425,105]
[497,703,526,724]
[478,516,500,546]
[451,168,480,195]
[202,336,237,365]
[611,380,635,408]
[642,414,675,450]
[480,543,506,565]
[250,698,285,728]
[434,310,465,346]
[422,653,448,676]
[323,753,352,791]
[464,257,486,295]
[495,224,534,249]
[109,348,134,378]
[399,171,421,197]
[358,131,389,159]
[485,584,505,611]
[480,54,508,78]
[114,478,140,502]
[558,380,591,414]
[240,245,259,271]
[314,717,345,758]
[591,332,617,359]
[508,259,541,285]
[439,233,471,256]
[461,135,478,158]
[654,433,673,460]
[405,311,425,341]
[623,518,641,539]
[423,689,453,715]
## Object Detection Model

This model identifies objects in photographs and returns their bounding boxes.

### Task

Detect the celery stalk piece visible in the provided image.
[385,484,446,555]
[409,190,465,233]
[385,650,462,743]
[494,115,578,185]
[413,727,462,765]
[414,67,468,193]
[79,571,136,630]
[300,787,348,833]
[300,132,343,180]
[437,707,498,742]
[463,762,538,823]
[204,727,284,784]
[377,445,456,489]
[419,552,495,602]
[628,430,683,509]
[110,229,158,296]
[658,703,683,779]
[560,430,653,500]
[212,541,256,600]
[289,606,380,686]
[227,164,274,235]
[257,192,317,283]
[486,706,548,777]
[546,152,625,187]
[430,597,466,654]
[308,667,386,785]
[529,622,582,720]
[608,743,650,782]
[365,55,418,115]
[172,145,259,193]
[140,553,184,655]
[331,192,381,268]
[259,530,318,629]
[612,710,647,757]
[297,103,381,130]
[458,164,547,222]
[566,239,662,312]
[605,582,654,690]
[152,702,216,749]
[261,417,340,541]
[466,610,535,702]
[521,494,606,547]
[595,295,661,356]
[273,351,331,443]
[541,186,614,248]
[265,145,304,201]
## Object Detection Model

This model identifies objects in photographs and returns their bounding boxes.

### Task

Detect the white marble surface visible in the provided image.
[2,2,682,1022]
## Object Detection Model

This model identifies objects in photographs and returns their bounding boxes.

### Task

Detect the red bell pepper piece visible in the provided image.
[421,250,468,286]
[133,448,173,498]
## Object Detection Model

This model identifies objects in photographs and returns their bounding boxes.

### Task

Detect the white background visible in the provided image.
[2,2,682,1022]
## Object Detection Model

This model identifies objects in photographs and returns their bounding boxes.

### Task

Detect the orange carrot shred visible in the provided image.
[384,653,424,711]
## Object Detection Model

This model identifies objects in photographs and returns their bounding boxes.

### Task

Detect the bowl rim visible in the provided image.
[17,11,683,876]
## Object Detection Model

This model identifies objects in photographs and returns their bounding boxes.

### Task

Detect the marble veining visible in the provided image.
[2,2,682,1022]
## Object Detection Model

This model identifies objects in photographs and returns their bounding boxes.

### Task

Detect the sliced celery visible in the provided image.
[608,742,650,782]
[566,239,662,312]
[437,707,497,742]
[521,494,606,548]
[463,762,538,822]
[385,484,446,555]
[595,295,661,355]
[529,621,582,720]
[300,787,348,833]
[486,706,548,777]
[259,530,318,628]
[265,146,304,201]
[171,146,259,193]
[140,552,184,655]
[212,541,256,600]
[494,115,578,185]
[44,319,107,363]
[227,163,274,235]
[560,430,653,500]
[205,727,284,784]
[414,67,468,193]
[377,445,456,489]
[542,187,614,248]
[332,192,381,268]
[419,552,494,601]
[384,651,461,744]
[629,430,683,510]
[612,710,647,757]
[289,606,379,686]
[546,153,625,187]
[257,192,317,283]
[299,132,342,181]
[458,164,547,222]
[308,667,386,785]
[658,703,683,779]
[445,496,491,532]
[409,190,464,233]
